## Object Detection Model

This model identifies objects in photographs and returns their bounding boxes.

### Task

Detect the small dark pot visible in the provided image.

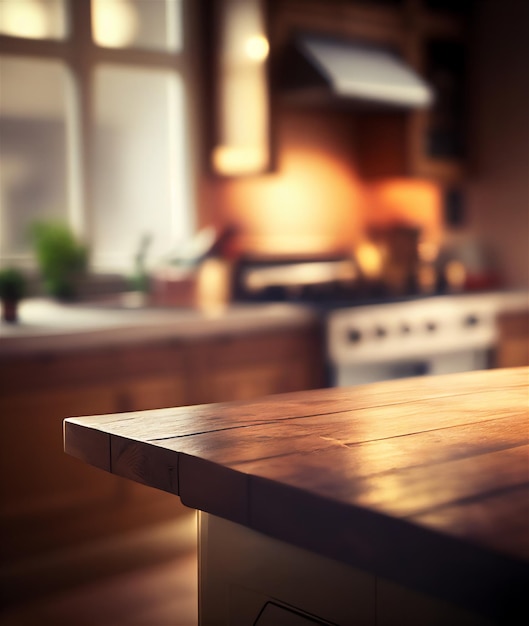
[2,298,19,323]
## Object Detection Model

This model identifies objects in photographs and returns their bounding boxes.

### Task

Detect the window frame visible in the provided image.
[0,0,198,271]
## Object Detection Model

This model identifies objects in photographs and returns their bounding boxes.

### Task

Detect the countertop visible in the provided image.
[2,290,527,357]
[0,297,318,356]
[64,367,529,623]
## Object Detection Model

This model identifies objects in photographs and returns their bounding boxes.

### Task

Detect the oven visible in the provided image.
[232,256,523,388]
[326,294,499,387]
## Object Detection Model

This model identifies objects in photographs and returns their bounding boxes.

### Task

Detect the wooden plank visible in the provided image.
[63,421,111,472]
[199,439,529,560]
[179,455,249,525]
[412,485,529,562]
[156,390,527,463]
[64,370,529,529]
[62,368,529,623]
[110,437,179,495]
[226,432,528,570]
[296,444,529,521]
[64,367,529,444]
[64,369,529,553]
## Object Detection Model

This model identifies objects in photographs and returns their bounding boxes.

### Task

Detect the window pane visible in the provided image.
[0,57,70,258]
[93,65,191,272]
[91,0,182,51]
[0,0,68,40]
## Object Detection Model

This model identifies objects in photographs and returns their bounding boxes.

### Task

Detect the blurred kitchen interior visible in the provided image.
[0,0,528,624]
[1,0,528,292]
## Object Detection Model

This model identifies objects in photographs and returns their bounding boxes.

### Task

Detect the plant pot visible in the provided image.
[2,298,19,323]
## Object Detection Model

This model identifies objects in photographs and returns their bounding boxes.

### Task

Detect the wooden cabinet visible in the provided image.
[203,0,273,176]
[0,341,190,562]
[0,322,323,562]
[352,0,469,182]
[269,0,469,182]
[401,0,469,181]
[1,385,118,516]
[495,310,529,368]
[270,0,406,49]
[190,328,324,404]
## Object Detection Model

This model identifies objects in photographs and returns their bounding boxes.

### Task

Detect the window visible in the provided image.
[0,0,68,40]
[91,0,182,51]
[0,0,195,273]
[0,57,71,258]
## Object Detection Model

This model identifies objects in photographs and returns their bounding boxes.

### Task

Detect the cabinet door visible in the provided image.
[349,0,468,182]
[0,377,190,563]
[117,374,188,412]
[206,363,285,403]
[196,329,323,404]
[495,311,529,368]
[208,357,319,403]
[0,384,120,519]
[408,34,467,181]
[356,36,466,182]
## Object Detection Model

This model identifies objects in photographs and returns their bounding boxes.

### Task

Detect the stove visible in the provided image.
[232,254,449,307]
[232,256,527,387]
[232,255,362,304]
[326,293,501,387]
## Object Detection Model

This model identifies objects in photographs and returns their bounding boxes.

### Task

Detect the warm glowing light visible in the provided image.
[197,258,231,314]
[418,240,440,263]
[92,0,139,48]
[417,263,437,293]
[356,241,384,280]
[214,0,270,175]
[244,261,357,292]
[213,145,268,175]
[0,0,49,39]
[371,179,440,226]
[214,112,365,256]
[245,34,269,61]
[366,179,442,244]
[445,260,466,291]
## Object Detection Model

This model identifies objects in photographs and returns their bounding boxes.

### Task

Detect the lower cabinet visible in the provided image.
[190,328,323,404]
[495,310,529,368]
[114,375,188,412]
[0,363,189,563]
[199,514,490,626]
[0,324,323,563]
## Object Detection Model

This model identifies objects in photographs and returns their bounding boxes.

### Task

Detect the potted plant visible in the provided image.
[0,267,26,323]
[30,220,88,300]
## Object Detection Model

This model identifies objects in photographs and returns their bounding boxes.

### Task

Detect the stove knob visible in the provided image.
[426,321,437,333]
[347,329,362,343]
[464,314,479,327]
[413,363,429,376]
[375,326,387,338]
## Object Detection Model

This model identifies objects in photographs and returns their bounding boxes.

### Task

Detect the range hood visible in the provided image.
[278,33,434,110]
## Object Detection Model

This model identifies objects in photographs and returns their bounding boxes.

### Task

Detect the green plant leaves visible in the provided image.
[29,220,88,299]
[0,267,26,301]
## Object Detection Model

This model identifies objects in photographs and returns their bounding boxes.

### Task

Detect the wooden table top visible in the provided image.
[64,367,529,621]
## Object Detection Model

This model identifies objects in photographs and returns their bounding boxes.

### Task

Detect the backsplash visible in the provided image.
[200,108,442,258]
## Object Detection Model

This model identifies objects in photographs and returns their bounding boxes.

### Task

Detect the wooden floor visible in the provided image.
[0,513,198,626]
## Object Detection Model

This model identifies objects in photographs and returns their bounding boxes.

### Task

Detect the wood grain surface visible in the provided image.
[64,367,529,623]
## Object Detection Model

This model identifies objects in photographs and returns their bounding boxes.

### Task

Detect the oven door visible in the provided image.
[330,349,492,387]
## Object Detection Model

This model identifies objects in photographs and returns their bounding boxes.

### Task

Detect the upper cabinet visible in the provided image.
[204,0,472,182]
[354,0,470,181]
[203,0,273,177]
